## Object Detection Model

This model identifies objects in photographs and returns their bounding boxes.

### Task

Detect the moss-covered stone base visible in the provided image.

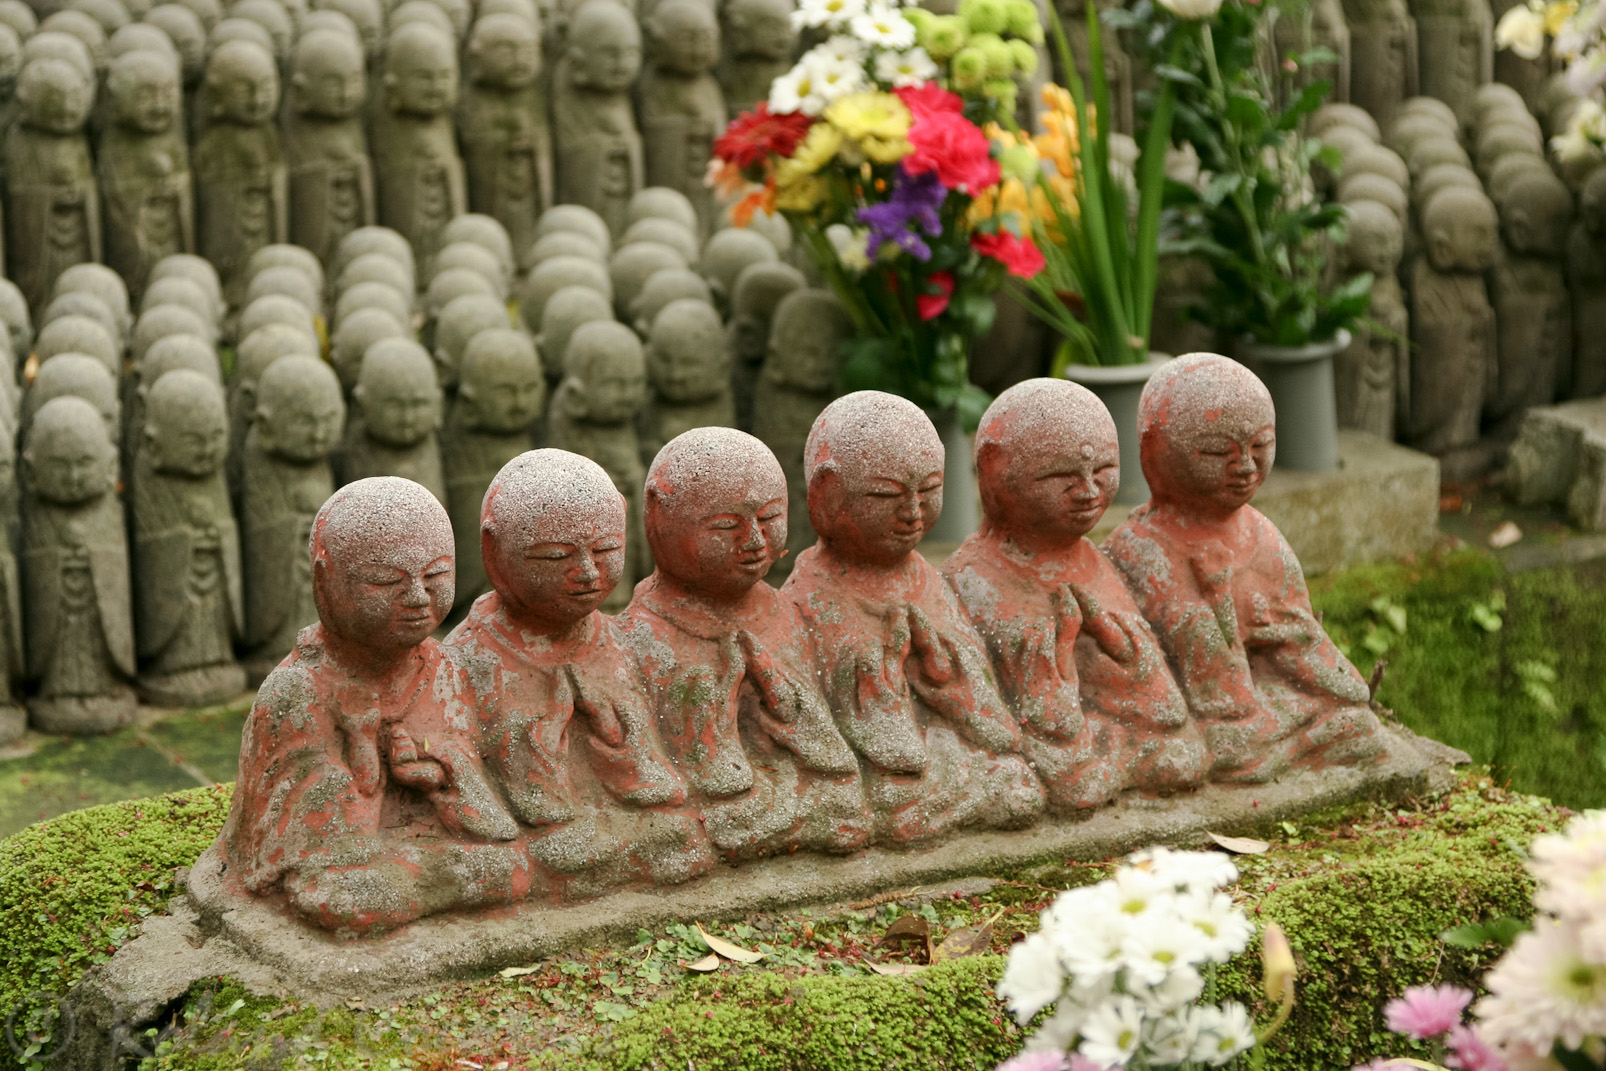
[0,770,1563,1071]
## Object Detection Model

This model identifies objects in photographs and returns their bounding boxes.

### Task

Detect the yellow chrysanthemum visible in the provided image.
[1545,0,1577,34]
[861,136,913,164]
[773,174,828,212]
[787,122,845,176]
[825,91,912,145]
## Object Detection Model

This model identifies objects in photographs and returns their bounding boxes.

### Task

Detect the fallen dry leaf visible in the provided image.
[880,914,934,962]
[864,961,925,976]
[695,923,764,963]
[933,909,1004,963]
[684,953,720,972]
[497,965,540,979]
[1208,832,1270,854]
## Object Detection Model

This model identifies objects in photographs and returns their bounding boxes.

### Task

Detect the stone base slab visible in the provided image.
[1086,430,1441,575]
[147,725,1460,1002]
[1508,398,1606,530]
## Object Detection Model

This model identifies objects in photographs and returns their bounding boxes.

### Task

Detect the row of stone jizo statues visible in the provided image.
[210,364,1393,936]
[0,0,798,316]
[0,194,832,746]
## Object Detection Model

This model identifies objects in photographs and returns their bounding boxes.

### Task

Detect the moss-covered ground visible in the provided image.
[1312,546,1606,809]
[0,771,1561,1071]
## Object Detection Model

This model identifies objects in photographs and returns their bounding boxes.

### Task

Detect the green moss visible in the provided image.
[0,784,233,1069]
[1311,548,1606,808]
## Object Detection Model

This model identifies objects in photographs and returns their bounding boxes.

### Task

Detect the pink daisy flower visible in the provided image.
[1385,984,1475,1040]
[1446,1025,1508,1071]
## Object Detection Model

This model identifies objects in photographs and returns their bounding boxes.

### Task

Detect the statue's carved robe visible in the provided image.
[781,545,1044,844]
[459,83,551,270]
[131,454,243,685]
[618,576,869,859]
[240,428,331,667]
[23,493,135,698]
[284,113,375,268]
[99,124,193,299]
[552,70,642,237]
[444,594,714,895]
[1103,501,1387,782]
[223,627,529,934]
[193,123,288,299]
[372,110,465,268]
[943,531,1208,810]
[3,126,100,311]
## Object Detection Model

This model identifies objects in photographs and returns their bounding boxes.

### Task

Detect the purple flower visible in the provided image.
[1383,984,1474,1040]
[858,165,948,261]
[1446,1025,1507,1071]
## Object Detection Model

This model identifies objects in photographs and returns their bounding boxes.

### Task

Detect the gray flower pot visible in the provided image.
[1236,330,1351,474]
[926,406,979,543]
[1064,352,1173,506]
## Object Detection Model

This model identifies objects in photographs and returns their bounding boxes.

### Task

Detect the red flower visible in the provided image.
[714,104,815,170]
[902,110,1000,193]
[895,83,964,122]
[917,271,955,320]
[973,230,1046,278]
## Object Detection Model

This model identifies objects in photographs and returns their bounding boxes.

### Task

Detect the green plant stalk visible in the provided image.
[1198,21,1275,321]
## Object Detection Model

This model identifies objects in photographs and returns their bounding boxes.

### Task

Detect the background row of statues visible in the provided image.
[0,196,847,748]
[212,365,1393,936]
[0,0,796,315]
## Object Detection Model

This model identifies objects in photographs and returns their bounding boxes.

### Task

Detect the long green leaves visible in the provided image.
[1020,2,1177,367]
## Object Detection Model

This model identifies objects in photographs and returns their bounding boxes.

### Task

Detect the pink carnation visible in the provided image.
[1446,1025,1508,1071]
[901,110,1000,192]
[1384,984,1475,1040]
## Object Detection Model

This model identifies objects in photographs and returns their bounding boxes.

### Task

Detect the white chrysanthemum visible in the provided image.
[1079,995,1146,1068]
[792,0,866,30]
[849,3,916,48]
[825,224,871,272]
[810,55,870,106]
[1143,1007,1201,1067]
[768,63,822,115]
[819,33,869,62]
[1178,890,1255,964]
[1496,3,1547,59]
[1533,811,1606,927]
[1567,48,1606,95]
[1109,863,1179,918]
[873,46,937,87]
[1024,977,1113,1053]
[1190,1002,1256,1066]
[1133,965,1205,1015]
[1126,849,1238,896]
[1047,896,1130,987]
[1122,914,1212,987]
[998,931,1067,1026]
[1476,917,1606,1052]
[1552,98,1605,162]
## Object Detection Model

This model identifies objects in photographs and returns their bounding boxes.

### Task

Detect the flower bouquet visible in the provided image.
[708,0,1049,428]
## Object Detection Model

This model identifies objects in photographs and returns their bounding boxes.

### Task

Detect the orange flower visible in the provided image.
[730,178,777,227]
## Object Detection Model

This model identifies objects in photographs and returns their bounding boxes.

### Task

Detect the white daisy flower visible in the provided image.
[792,0,866,29]
[1495,2,1546,59]
[1566,48,1606,95]
[1127,848,1239,895]
[849,3,916,48]
[1079,995,1146,1068]
[996,931,1066,1026]
[1121,914,1212,987]
[1134,965,1205,1015]
[768,63,823,115]
[1190,1002,1256,1066]
[1143,1007,1202,1067]
[1177,890,1255,963]
[873,46,938,87]
[809,52,870,107]
[1109,863,1179,918]
[1476,916,1606,1053]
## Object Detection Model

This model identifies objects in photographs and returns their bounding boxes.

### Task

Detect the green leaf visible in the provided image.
[1442,916,1531,948]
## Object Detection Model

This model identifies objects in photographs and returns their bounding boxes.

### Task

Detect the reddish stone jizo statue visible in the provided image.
[444,450,712,895]
[618,427,868,861]
[1101,353,1387,782]
[224,477,526,936]
[943,379,1208,810]
[781,391,1044,844]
